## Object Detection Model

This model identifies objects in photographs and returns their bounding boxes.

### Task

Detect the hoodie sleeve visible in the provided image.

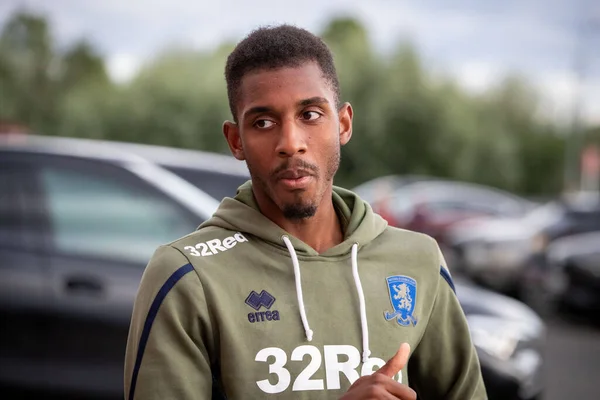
[124,245,216,400]
[408,241,488,399]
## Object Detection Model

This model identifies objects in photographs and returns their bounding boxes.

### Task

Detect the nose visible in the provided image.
[275,119,307,157]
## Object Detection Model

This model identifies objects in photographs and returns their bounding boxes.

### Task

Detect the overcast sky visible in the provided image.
[2,0,599,124]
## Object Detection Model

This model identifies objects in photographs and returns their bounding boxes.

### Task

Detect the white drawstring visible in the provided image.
[282,235,313,341]
[351,243,371,363]
[281,236,370,362]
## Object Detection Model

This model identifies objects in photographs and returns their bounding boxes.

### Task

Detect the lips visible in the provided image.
[277,169,312,180]
[276,169,314,190]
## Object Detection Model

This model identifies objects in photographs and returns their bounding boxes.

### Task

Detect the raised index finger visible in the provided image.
[377,342,411,378]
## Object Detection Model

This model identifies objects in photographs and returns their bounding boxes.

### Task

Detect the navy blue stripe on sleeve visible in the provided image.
[439,266,456,294]
[128,263,195,400]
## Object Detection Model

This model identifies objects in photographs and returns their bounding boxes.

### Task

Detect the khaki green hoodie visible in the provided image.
[124,183,487,399]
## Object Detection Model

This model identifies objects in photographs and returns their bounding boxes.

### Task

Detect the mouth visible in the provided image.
[276,169,314,190]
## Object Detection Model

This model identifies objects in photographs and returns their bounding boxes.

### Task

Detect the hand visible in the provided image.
[339,343,417,400]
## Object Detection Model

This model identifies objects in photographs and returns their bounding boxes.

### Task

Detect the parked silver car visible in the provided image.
[0,134,219,396]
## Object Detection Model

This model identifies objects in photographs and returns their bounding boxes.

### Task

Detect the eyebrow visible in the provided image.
[243,106,272,121]
[242,97,331,121]
[299,96,330,107]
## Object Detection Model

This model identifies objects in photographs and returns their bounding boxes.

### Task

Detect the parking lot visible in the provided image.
[544,313,600,400]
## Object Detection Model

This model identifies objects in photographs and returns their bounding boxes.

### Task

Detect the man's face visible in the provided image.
[224,61,352,220]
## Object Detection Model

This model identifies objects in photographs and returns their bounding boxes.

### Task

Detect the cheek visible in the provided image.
[320,133,340,154]
[242,129,277,153]
[242,141,271,174]
[245,149,266,169]
[241,133,265,155]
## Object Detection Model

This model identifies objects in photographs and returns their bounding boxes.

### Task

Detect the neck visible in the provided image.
[257,187,344,253]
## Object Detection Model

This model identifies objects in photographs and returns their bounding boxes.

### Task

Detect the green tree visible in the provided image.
[61,40,109,89]
[0,11,57,131]
[105,44,234,152]
[0,11,578,197]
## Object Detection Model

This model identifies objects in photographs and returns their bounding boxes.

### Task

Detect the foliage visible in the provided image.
[0,11,586,196]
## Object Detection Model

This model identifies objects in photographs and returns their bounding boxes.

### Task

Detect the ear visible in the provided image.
[223,121,245,160]
[338,102,353,146]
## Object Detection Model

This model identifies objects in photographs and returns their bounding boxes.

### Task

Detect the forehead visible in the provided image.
[237,62,335,116]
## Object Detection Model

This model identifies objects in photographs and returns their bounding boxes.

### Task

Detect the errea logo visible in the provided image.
[184,232,248,257]
[246,290,280,323]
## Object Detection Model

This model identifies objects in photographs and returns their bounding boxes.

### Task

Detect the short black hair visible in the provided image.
[225,24,340,121]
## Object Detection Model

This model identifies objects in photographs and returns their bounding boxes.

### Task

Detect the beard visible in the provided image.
[246,143,341,221]
[282,203,318,220]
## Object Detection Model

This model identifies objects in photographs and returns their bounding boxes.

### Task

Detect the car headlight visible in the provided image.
[467,315,520,361]
[466,311,545,395]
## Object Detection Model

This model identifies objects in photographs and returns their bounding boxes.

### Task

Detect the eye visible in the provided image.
[301,111,321,121]
[254,119,275,129]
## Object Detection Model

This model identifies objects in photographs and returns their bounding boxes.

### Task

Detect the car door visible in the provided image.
[25,153,202,396]
[0,155,53,389]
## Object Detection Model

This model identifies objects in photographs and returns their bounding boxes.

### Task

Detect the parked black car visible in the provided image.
[521,230,600,317]
[0,135,544,400]
[449,193,600,294]
[455,280,545,400]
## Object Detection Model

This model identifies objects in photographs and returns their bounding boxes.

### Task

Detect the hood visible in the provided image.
[200,181,388,257]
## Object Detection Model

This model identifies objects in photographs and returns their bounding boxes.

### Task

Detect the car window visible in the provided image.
[352,177,406,204]
[386,194,415,222]
[567,209,600,232]
[387,191,503,221]
[399,182,527,215]
[165,166,248,201]
[39,165,199,264]
[433,201,508,215]
[424,202,482,220]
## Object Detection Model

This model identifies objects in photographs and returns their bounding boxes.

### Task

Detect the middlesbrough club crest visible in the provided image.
[384,275,418,327]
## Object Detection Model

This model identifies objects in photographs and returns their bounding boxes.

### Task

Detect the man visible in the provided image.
[124,25,487,399]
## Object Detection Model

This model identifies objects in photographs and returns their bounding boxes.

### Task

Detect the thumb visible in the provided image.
[376,343,411,378]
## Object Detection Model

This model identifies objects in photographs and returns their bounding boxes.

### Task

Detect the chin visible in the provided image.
[277,192,318,220]
[282,203,317,220]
